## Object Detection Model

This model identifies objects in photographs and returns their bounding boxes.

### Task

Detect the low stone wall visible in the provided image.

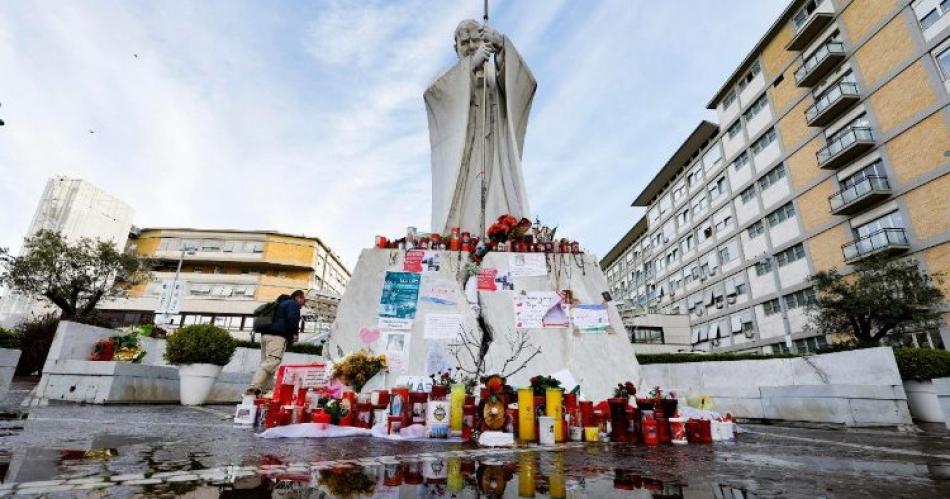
[639,347,912,427]
[0,348,21,399]
[929,377,950,429]
[32,321,322,405]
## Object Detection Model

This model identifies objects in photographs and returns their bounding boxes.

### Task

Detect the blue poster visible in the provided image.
[378,271,422,319]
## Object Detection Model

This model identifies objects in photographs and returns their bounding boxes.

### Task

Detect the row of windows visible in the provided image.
[763,287,816,316]
[158,237,266,254]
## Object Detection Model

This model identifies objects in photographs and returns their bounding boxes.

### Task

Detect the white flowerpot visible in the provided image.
[904,380,945,423]
[178,363,223,406]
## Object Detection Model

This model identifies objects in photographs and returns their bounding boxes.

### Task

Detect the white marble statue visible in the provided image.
[425,19,536,236]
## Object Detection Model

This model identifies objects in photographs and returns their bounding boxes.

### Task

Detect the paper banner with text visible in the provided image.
[476,268,514,292]
[419,277,458,305]
[378,271,421,319]
[508,253,547,277]
[404,250,441,273]
[571,304,610,333]
[424,313,465,340]
[512,291,570,329]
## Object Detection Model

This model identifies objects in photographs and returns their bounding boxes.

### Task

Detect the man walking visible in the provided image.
[248,289,305,396]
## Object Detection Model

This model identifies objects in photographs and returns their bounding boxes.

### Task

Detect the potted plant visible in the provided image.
[164,324,237,406]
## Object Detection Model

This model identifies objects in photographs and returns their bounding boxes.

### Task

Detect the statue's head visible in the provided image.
[454,19,482,59]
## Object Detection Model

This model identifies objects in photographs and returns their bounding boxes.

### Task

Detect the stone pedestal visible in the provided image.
[327,249,641,400]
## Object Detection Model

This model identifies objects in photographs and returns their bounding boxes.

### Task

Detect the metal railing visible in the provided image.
[828,175,889,211]
[795,41,845,83]
[805,81,859,122]
[817,126,873,165]
[842,228,908,261]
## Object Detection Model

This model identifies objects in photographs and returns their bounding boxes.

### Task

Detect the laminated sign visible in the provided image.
[378,271,421,320]
[404,250,442,273]
[512,292,569,329]
[477,268,514,292]
[571,304,610,333]
[509,253,547,277]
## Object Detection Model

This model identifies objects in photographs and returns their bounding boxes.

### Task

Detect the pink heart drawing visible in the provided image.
[359,327,380,344]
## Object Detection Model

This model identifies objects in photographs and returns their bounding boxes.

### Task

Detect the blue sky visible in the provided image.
[0,0,787,268]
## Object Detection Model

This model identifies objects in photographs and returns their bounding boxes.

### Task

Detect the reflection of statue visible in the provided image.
[425,19,536,235]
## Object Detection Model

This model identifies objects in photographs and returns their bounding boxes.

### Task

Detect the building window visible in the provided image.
[758,163,787,190]
[775,243,806,267]
[736,281,747,296]
[773,342,791,354]
[723,89,737,109]
[742,94,769,121]
[739,61,762,90]
[762,298,781,316]
[673,184,687,203]
[740,185,757,203]
[630,327,665,344]
[935,43,950,83]
[727,120,742,138]
[793,0,819,31]
[733,151,750,171]
[719,246,733,263]
[708,176,728,200]
[794,335,829,353]
[692,196,709,217]
[681,234,696,253]
[914,0,950,30]
[784,287,817,309]
[747,221,765,238]
[677,209,690,226]
[765,202,796,226]
[751,128,777,155]
[755,258,772,276]
[715,215,733,233]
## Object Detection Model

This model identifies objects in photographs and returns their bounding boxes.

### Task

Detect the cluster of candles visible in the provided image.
[373,226,583,254]
[251,369,730,446]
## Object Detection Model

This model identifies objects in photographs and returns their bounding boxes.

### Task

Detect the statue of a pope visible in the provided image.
[425,19,536,236]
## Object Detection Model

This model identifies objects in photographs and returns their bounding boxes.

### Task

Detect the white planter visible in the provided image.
[904,380,945,423]
[178,363,223,406]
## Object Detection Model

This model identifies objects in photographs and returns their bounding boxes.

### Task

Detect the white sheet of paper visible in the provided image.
[508,253,547,277]
[383,331,411,375]
[424,313,465,340]
[425,340,454,375]
[378,317,413,330]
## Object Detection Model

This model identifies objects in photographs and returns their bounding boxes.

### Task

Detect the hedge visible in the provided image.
[637,352,801,365]
[235,340,323,356]
[893,347,950,381]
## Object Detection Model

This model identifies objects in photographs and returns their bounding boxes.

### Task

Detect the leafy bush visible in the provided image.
[637,352,801,365]
[14,315,60,376]
[234,340,323,356]
[893,348,950,381]
[0,327,21,350]
[164,325,237,366]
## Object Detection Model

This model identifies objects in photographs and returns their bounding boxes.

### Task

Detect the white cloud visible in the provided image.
[0,0,786,269]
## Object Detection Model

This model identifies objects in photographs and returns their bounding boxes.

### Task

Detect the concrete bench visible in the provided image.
[31,321,321,405]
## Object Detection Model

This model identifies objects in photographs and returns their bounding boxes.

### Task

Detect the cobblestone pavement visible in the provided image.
[1,380,949,497]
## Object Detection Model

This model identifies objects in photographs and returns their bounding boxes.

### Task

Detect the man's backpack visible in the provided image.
[252,294,289,333]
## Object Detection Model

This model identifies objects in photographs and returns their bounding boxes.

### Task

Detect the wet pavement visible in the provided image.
[1,379,949,497]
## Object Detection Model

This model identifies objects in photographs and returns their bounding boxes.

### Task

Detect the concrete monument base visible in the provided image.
[327,249,641,400]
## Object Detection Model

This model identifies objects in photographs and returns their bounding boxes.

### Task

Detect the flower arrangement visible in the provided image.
[90,333,146,363]
[530,375,562,396]
[487,215,522,242]
[332,350,387,393]
[429,368,462,388]
[648,386,676,400]
[613,381,637,399]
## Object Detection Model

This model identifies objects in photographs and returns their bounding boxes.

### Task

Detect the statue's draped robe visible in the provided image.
[425,37,536,235]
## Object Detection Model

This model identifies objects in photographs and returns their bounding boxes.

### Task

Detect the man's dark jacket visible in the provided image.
[269,296,301,342]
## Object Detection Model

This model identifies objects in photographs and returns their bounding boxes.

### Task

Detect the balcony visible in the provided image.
[795,41,846,87]
[805,81,860,127]
[828,175,891,215]
[842,228,909,263]
[786,12,835,51]
[816,126,875,169]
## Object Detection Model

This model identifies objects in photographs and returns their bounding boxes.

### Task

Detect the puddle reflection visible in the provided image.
[217,454,686,498]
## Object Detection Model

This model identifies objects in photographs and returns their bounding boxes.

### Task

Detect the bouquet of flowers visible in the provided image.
[613,381,637,399]
[487,214,520,242]
[332,350,387,393]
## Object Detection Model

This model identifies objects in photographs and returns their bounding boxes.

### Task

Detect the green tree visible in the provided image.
[808,255,944,346]
[0,230,149,321]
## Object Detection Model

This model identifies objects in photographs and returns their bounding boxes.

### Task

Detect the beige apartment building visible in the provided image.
[603,0,949,354]
[100,228,350,339]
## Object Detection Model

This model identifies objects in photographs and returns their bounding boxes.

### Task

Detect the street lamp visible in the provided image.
[156,244,197,326]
